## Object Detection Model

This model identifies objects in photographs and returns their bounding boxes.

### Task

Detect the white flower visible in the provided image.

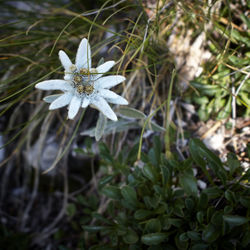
[35,38,128,121]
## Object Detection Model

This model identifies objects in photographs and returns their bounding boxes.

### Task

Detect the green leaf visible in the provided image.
[145,121,166,132]
[227,152,240,175]
[225,190,236,203]
[224,205,233,214]
[231,29,250,46]
[116,225,127,236]
[95,112,107,141]
[179,233,189,242]
[153,136,162,165]
[89,245,116,250]
[83,225,110,232]
[214,97,226,113]
[145,218,161,233]
[101,186,122,200]
[134,209,152,220]
[161,165,170,186]
[168,218,183,228]
[98,175,113,188]
[217,96,231,120]
[240,13,250,29]
[189,139,206,168]
[185,198,195,211]
[175,233,188,249]
[239,91,250,107]
[143,195,160,209]
[66,203,76,217]
[191,243,209,250]
[141,233,167,245]
[179,172,198,196]
[217,170,227,185]
[97,57,104,67]
[242,230,250,247]
[211,211,223,226]
[190,138,223,182]
[203,186,222,199]
[223,215,249,227]
[191,139,222,169]
[82,119,139,137]
[190,81,220,96]
[148,148,158,167]
[198,105,210,121]
[92,213,113,225]
[202,223,220,243]
[193,95,209,105]
[142,164,157,182]
[240,196,250,208]
[121,186,137,206]
[196,211,204,224]
[99,143,113,163]
[187,231,201,241]
[198,192,208,209]
[119,107,146,119]
[122,229,138,244]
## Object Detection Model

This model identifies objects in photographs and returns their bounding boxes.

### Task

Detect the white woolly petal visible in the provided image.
[49,92,73,110]
[76,38,91,69]
[96,61,115,77]
[68,95,81,119]
[94,76,126,89]
[64,73,72,81]
[43,94,62,103]
[81,98,90,108]
[59,50,72,71]
[99,89,121,99]
[91,96,117,121]
[106,96,129,105]
[35,80,73,91]
[91,61,115,81]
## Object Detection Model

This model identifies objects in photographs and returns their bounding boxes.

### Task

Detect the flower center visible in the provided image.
[79,68,89,76]
[73,75,82,83]
[71,67,98,95]
[76,84,94,95]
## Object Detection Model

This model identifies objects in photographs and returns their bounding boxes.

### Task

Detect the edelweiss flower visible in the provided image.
[35,38,128,121]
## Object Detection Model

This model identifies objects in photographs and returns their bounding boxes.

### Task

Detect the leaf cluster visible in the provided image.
[83,138,250,249]
[188,7,250,121]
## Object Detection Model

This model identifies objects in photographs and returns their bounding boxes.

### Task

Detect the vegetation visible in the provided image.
[0,0,249,249]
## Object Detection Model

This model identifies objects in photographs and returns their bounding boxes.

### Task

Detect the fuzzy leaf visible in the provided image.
[83,225,110,232]
[141,233,167,245]
[95,112,107,141]
[122,229,138,244]
[121,186,137,206]
[179,172,198,196]
[190,82,220,96]
[97,57,105,67]
[223,215,249,226]
[145,218,161,233]
[202,223,220,243]
[101,186,122,200]
[146,121,166,132]
[217,96,231,120]
[134,209,152,220]
[119,107,146,119]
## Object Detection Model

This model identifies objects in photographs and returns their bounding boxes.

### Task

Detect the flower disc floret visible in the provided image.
[73,75,82,83]
[69,64,77,72]
[79,68,89,75]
